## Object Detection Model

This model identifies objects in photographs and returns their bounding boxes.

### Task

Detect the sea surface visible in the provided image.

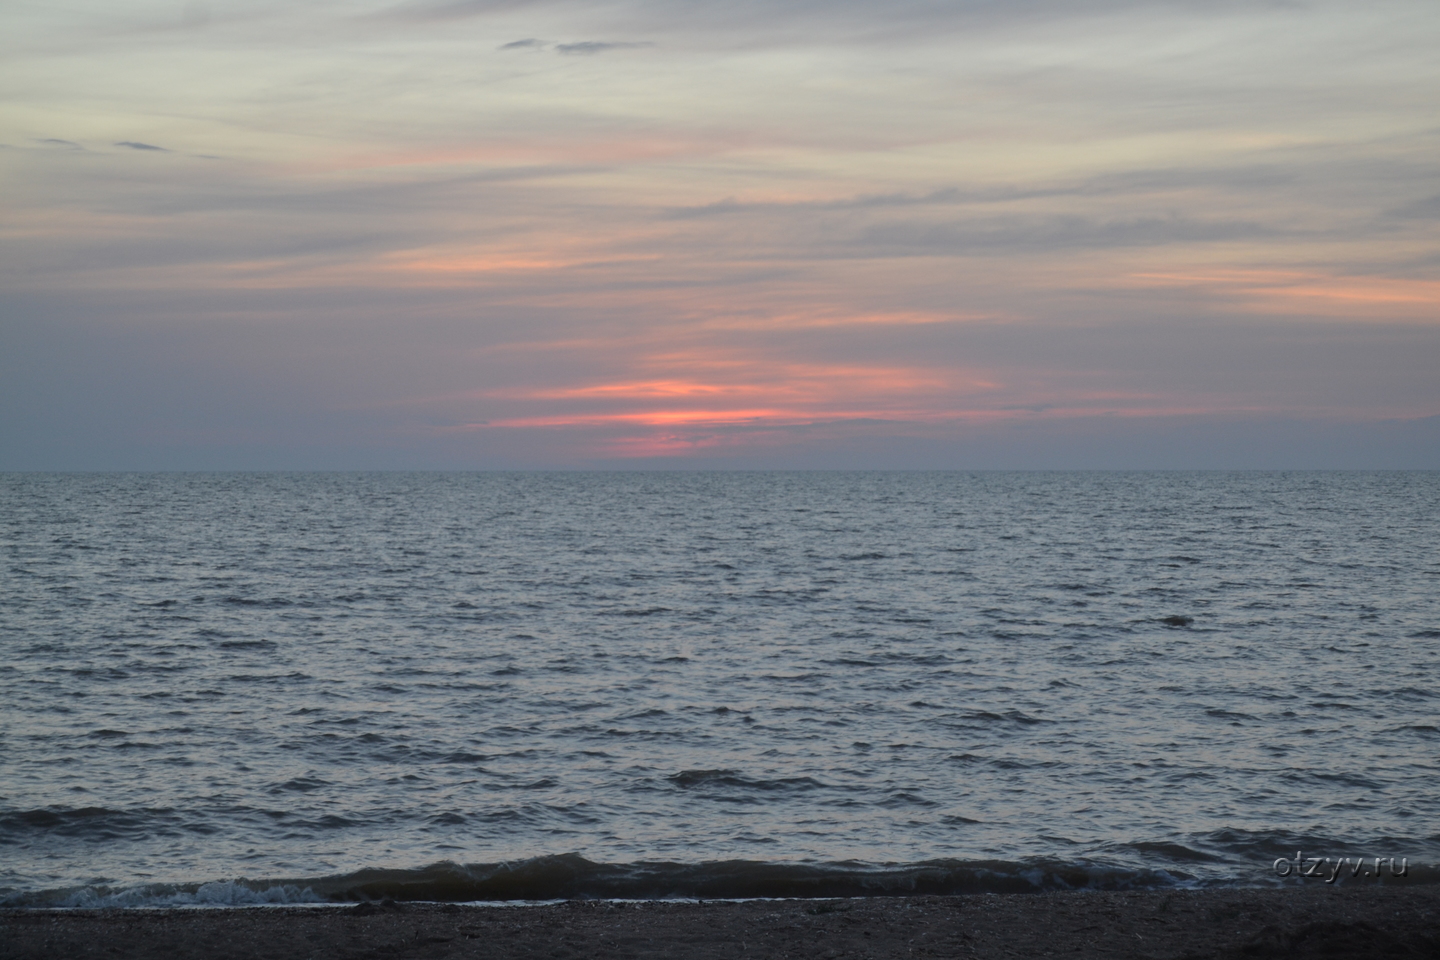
[2,471,1438,907]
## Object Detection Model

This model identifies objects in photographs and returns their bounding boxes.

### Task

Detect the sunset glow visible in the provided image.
[2,0,1437,468]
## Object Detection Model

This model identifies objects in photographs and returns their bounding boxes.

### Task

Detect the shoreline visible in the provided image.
[5,886,1438,959]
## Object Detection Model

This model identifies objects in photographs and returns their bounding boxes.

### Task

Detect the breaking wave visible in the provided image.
[8,852,1431,908]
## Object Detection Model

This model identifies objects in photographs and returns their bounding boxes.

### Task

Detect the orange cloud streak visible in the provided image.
[1126,269,1440,319]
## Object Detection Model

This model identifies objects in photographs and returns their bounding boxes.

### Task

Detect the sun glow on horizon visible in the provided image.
[2,0,1437,468]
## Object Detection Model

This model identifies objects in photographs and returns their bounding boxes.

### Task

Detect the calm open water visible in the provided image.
[2,471,1438,906]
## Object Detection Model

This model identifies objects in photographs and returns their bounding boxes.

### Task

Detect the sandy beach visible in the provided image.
[4,887,1437,960]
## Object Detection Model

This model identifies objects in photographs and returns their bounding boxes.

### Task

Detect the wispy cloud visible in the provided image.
[376,0,1289,48]
[115,141,168,152]
[856,215,1273,255]
[496,37,653,53]
[554,41,653,54]
[665,168,1301,220]
[1387,194,1440,220]
[1120,269,1440,320]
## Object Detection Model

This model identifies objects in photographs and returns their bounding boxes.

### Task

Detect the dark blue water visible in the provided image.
[2,472,1437,906]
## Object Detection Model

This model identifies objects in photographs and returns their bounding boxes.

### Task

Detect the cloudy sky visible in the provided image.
[3,0,1438,468]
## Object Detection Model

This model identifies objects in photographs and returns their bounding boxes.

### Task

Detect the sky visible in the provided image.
[2,0,1438,469]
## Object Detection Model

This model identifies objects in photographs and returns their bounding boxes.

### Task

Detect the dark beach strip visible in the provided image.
[5,887,1439,960]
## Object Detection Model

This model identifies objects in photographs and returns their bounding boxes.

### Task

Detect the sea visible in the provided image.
[2,471,1437,907]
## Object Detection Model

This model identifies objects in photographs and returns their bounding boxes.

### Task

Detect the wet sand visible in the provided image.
[4,887,1438,959]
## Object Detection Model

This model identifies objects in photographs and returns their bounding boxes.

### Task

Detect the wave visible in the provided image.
[4,880,325,910]
[666,770,827,791]
[12,852,1418,908]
